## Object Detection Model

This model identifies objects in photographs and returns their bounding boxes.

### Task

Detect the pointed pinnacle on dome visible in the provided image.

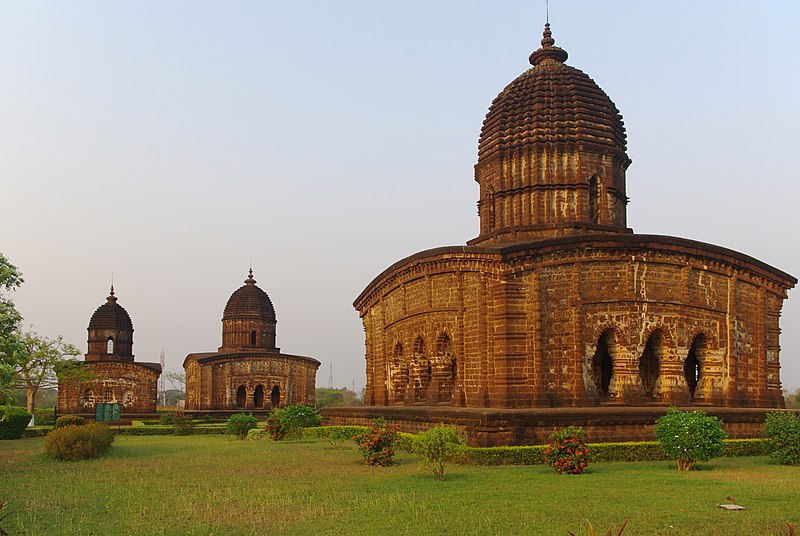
[107,284,117,303]
[245,268,256,286]
[529,22,568,66]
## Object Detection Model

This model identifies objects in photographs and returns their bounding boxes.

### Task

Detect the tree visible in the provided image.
[0,253,23,343]
[0,253,23,403]
[164,371,186,403]
[4,329,80,414]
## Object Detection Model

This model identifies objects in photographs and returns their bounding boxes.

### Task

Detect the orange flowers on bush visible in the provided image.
[544,426,590,475]
[353,417,400,466]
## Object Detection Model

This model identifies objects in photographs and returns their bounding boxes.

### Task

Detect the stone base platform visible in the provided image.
[322,405,790,447]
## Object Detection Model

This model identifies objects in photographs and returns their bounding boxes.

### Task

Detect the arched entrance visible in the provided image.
[270,385,280,408]
[236,385,246,408]
[684,334,706,400]
[253,385,264,408]
[639,331,663,399]
[592,330,615,398]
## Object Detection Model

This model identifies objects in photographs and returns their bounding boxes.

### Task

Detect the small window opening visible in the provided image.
[588,176,599,224]
[106,337,114,354]
[250,330,257,345]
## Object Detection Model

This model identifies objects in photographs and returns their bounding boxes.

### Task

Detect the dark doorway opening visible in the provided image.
[270,385,280,408]
[253,385,264,408]
[236,385,246,408]
[593,330,615,396]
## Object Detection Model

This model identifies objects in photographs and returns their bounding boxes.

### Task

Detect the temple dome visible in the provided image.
[471,23,631,245]
[223,269,276,322]
[478,23,626,161]
[88,287,133,332]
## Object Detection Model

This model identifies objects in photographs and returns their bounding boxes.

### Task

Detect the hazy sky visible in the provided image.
[2,1,799,393]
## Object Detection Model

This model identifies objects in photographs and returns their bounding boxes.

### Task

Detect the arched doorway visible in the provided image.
[270,385,281,408]
[684,334,706,400]
[236,385,246,408]
[639,331,663,399]
[592,330,615,398]
[253,385,264,408]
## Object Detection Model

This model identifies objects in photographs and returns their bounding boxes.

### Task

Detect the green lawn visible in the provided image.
[1,435,798,535]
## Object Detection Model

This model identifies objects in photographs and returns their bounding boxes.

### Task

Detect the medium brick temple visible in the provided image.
[183,270,319,413]
[325,23,797,445]
[58,286,161,417]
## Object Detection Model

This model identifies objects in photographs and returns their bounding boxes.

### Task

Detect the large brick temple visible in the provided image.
[183,270,319,413]
[58,286,162,417]
[325,23,797,445]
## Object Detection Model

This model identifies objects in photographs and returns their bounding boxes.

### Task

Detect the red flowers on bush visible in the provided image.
[353,417,400,466]
[544,426,590,475]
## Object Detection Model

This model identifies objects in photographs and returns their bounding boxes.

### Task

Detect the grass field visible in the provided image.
[1,435,798,535]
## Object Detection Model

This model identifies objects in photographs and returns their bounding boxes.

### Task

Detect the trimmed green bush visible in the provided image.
[413,425,467,480]
[461,445,546,465]
[34,407,56,426]
[45,423,114,460]
[721,438,770,457]
[763,412,800,465]
[589,442,668,462]
[226,413,258,440]
[246,428,267,440]
[173,414,195,436]
[159,413,177,425]
[301,425,368,441]
[55,415,86,429]
[0,406,32,440]
[396,432,416,453]
[654,406,726,470]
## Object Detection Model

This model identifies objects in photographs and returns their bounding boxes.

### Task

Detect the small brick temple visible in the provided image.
[183,270,319,414]
[58,286,162,417]
[325,23,797,446]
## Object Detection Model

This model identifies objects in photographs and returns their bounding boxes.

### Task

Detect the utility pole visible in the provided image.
[328,363,333,388]
[160,348,166,406]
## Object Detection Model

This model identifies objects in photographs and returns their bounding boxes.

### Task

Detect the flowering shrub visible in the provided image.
[45,423,114,460]
[353,417,400,466]
[54,415,85,429]
[654,406,726,471]
[266,410,286,441]
[763,412,800,465]
[544,426,590,474]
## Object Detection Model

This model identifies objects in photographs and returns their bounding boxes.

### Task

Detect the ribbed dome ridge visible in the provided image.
[223,271,276,322]
[88,294,133,332]
[478,61,627,160]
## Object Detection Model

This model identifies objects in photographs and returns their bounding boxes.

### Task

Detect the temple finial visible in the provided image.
[529,21,568,66]
[245,267,256,285]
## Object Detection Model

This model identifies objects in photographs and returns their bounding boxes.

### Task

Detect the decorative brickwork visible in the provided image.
[183,271,319,411]
[341,23,797,445]
[58,287,162,416]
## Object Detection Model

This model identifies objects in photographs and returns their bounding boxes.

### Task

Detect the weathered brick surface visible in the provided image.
[355,237,794,417]
[58,361,159,414]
